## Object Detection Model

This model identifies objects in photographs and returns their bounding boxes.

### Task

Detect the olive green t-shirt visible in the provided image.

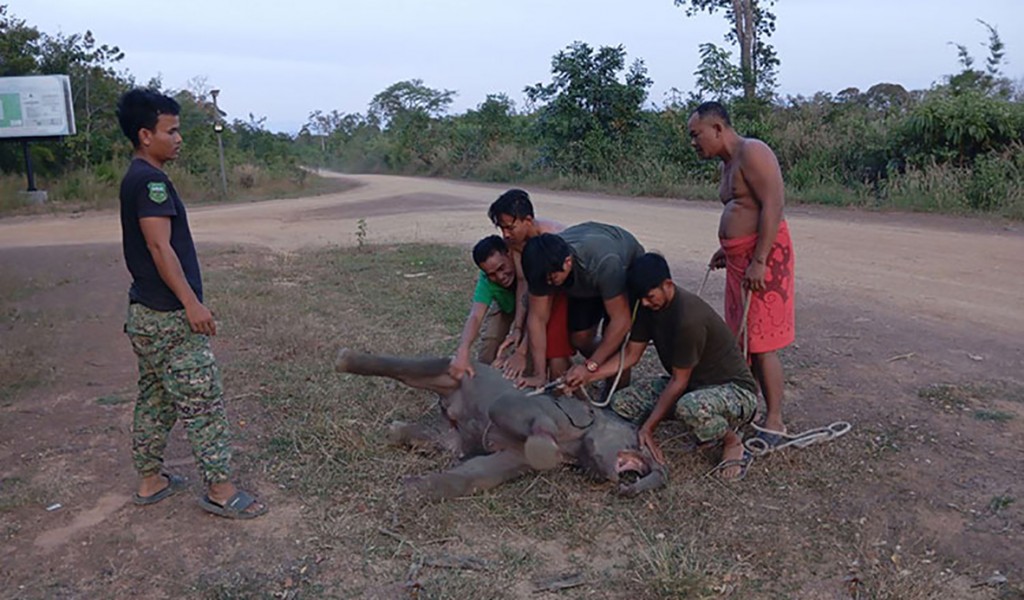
[558,222,644,299]
[472,271,515,314]
[630,286,756,393]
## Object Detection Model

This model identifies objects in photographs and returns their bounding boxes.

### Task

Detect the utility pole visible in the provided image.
[210,89,228,197]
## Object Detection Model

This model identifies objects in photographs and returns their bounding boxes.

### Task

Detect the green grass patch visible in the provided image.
[0,168,359,218]
[973,409,1014,422]
[96,394,132,406]
[989,495,1015,513]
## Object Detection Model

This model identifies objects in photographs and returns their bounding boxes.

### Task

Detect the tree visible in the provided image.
[674,0,778,103]
[37,29,128,169]
[525,41,652,174]
[0,4,40,76]
[946,20,1011,98]
[368,79,455,129]
[367,80,456,170]
[691,42,743,102]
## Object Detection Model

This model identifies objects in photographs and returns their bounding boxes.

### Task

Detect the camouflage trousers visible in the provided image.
[610,376,757,442]
[125,303,231,484]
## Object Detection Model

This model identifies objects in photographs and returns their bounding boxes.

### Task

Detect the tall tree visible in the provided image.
[675,0,778,103]
[37,29,127,168]
[525,41,652,174]
[0,4,40,76]
[368,79,455,129]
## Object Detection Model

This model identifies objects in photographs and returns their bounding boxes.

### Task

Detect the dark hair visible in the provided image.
[488,189,534,226]
[693,101,732,127]
[116,88,180,148]
[521,233,571,294]
[472,235,508,267]
[627,253,672,297]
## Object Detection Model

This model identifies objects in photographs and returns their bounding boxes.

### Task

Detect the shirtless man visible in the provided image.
[688,101,796,443]
[487,189,572,381]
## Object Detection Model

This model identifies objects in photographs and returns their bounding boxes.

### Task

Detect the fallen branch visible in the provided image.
[886,352,915,363]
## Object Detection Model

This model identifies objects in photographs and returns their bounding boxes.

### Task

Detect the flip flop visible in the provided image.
[708,449,753,481]
[754,428,786,448]
[133,473,189,506]
[198,490,268,520]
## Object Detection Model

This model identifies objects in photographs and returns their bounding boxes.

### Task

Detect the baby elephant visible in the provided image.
[335,349,666,500]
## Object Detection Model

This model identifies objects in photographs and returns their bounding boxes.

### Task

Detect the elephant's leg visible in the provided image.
[336,348,458,396]
[487,396,562,471]
[387,420,459,455]
[403,450,531,500]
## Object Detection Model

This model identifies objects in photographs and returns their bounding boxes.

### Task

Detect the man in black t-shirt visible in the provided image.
[566,253,757,480]
[117,88,266,518]
[520,222,644,389]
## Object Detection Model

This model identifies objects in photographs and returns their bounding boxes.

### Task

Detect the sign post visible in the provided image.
[1,74,77,203]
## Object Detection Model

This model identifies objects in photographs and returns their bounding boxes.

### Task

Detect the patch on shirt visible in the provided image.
[147,182,168,204]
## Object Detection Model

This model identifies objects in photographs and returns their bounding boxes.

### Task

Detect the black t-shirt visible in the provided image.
[630,286,757,393]
[557,222,644,299]
[119,158,202,311]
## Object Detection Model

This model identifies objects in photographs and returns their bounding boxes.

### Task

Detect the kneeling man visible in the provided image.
[566,253,757,479]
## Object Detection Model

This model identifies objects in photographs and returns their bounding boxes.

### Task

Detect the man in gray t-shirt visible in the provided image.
[520,222,644,388]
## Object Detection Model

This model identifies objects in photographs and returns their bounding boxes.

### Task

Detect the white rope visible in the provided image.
[589,299,641,408]
[743,421,852,457]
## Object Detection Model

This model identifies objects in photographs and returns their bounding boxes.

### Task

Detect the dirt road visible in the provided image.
[3,171,1022,335]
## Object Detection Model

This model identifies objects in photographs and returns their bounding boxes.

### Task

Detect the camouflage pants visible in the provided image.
[610,376,757,442]
[125,303,231,484]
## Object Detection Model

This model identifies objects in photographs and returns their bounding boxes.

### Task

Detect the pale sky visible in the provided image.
[9,0,1024,133]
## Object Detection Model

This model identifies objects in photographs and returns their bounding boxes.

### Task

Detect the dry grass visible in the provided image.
[2,240,1018,598]
[183,243,1013,599]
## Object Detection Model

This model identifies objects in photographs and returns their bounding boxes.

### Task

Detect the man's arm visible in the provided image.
[449,301,490,380]
[519,293,552,386]
[563,292,632,385]
[741,141,785,291]
[139,216,215,336]
[565,339,646,388]
[494,252,529,373]
[638,366,692,464]
[590,293,632,366]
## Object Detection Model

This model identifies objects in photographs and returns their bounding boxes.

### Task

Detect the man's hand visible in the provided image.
[494,330,519,365]
[516,374,546,390]
[564,363,591,388]
[501,351,528,380]
[185,302,217,336]
[709,247,727,270]
[744,260,767,292]
[638,425,665,465]
[448,355,475,381]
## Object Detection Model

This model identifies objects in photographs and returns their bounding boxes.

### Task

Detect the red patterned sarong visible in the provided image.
[720,220,795,354]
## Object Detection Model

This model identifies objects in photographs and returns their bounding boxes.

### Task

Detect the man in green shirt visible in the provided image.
[449,235,517,380]
[566,253,758,479]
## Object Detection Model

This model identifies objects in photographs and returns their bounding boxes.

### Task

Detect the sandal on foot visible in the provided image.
[708,450,753,481]
[198,490,268,520]
[755,428,785,448]
[133,473,189,506]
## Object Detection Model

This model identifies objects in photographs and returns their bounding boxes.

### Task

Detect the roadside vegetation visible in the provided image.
[0,5,336,215]
[295,10,1024,219]
[2,2,1022,219]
